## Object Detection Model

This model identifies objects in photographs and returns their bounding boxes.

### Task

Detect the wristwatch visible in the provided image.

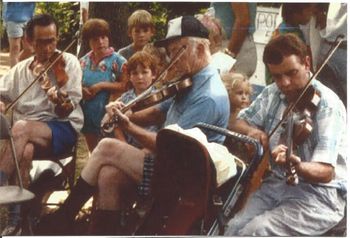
[224,48,236,58]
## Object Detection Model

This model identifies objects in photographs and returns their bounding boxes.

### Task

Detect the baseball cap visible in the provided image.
[154,15,209,47]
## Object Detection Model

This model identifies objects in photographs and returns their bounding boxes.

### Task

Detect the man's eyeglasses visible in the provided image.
[34,37,58,46]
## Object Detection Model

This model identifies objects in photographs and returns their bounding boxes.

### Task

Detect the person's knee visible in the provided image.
[11,120,29,139]
[225,215,250,236]
[93,138,125,159]
[236,218,273,236]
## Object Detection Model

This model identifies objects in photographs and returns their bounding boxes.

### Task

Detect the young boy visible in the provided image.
[117,9,155,60]
[114,51,161,149]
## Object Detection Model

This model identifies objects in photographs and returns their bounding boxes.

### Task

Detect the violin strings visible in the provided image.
[5,38,78,114]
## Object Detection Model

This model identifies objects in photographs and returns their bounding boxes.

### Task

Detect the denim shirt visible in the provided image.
[238,80,347,192]
[161,65,230,144]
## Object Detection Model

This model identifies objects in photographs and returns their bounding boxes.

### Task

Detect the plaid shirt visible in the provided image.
[238,79,347,191]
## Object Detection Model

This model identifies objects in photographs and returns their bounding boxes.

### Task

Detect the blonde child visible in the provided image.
[117,9,155,60]
[222,72,252,129]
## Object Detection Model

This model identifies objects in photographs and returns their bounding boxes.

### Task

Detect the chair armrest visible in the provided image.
[195,122,263,179]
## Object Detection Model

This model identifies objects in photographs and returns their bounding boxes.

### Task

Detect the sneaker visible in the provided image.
[1,223,22,236]
[34,210,74,235]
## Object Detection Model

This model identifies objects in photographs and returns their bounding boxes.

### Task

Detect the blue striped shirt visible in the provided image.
[238,79,347,191]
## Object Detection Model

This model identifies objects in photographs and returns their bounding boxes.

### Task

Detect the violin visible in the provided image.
[284,114,299,185]
[281,85,321,185]
[32,51,72,118]
[100,45,188,134]
[101,76,192,134]
[132,76,192,111]
[5,38,77,115]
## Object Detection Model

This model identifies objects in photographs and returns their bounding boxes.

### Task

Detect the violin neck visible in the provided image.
[285,114,299,185]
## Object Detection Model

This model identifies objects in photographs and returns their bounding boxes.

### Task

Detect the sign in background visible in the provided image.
[250,6,281,86]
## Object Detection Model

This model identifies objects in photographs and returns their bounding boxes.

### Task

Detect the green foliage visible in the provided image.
[36,2,79,53]
[126,2,210,40]
[1,2,280,52]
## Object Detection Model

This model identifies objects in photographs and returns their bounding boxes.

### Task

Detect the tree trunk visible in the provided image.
[89,2,131,51]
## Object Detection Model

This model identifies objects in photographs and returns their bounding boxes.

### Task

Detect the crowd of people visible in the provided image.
[0,2,347,236]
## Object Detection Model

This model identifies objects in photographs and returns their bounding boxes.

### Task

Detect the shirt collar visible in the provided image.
[88,47,115,65]
[191,64,214,88]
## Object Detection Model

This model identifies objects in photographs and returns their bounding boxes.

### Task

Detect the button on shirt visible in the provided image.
[237,80,347,192]
[160,65,230,144]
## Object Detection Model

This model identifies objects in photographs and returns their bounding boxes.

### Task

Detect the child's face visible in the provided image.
[129,64,155,95]
[295,6,314,25]
[130,26,154,49]
[89,35,109,55]
[229,82,251,110]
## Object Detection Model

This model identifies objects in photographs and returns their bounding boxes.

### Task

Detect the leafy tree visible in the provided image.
[36,2,79,54]
[89,2,130,52]
[89,2,209,51]
[1,2,275,52]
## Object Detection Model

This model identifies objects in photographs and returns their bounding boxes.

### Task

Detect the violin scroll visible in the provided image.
[101,113,119,135]
[292,85,321,145]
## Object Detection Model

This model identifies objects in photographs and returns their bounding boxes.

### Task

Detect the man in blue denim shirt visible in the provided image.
[37,16,229,235]
[225,34,346,236]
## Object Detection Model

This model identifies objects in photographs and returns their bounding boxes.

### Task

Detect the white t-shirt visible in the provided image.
[211,51,236,74]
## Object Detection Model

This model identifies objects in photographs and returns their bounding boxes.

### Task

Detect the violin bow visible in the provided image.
[267,35,345,139]
[247,35,345,190]
[5,37,78,114]
[116,45,187,113]
[100,45,188,133]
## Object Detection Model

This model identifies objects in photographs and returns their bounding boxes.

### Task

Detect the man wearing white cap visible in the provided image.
[36,15,230,235]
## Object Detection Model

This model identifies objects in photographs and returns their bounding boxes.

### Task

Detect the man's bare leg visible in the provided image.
[8,37,21,67]
[0,120,52,178]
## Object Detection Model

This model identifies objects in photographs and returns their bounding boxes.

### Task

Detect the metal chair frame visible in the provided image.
[0,113,35,205]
